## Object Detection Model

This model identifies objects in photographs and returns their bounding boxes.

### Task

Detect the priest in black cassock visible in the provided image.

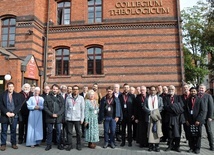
[134,86,148,148]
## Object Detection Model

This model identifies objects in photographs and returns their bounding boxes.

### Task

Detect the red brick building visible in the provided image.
[0,0,184,93]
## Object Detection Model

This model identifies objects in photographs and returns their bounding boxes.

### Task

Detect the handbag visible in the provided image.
[85,123,89,129]
[152,121,157,133]
[190,125,199,136]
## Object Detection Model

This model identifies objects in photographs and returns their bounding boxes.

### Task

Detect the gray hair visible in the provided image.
[21,83,31,91]
[60,85,67,89]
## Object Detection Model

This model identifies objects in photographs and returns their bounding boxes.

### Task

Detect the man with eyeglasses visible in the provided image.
[65,85,85,151]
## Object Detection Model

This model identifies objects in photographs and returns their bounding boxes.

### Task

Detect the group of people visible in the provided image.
[0,82,213,154]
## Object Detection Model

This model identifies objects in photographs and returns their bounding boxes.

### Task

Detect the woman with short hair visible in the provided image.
[84,90,99,149]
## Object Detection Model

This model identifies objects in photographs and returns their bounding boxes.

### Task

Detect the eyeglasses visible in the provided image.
[73,89,79,90]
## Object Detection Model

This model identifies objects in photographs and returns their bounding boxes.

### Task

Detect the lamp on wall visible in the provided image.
[28,29,33,35]
[4,72,12,81]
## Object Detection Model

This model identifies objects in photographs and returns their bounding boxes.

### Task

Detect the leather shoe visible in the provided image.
[155,147,160,152]
[45,145,52,151]
[57,144,64,150]
[194,149,200,154]
[0,145,6,151]
[103,143,108,148]
[187,149,194,153]
[174,147,181,152]
[210,147,214,151]
[165,146,172,151]
[76,144,82,151]
[12,145,18,149]
[110,143,115,149]
[120,142,125,147]
[18,140,23,144]
[128,143,132,147]
[65,145,73,151]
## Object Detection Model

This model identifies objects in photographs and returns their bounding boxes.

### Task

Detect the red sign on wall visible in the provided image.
[25,56,38,79]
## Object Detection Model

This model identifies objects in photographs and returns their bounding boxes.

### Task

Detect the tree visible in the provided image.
[181,1,212,85]
[183,46,208,86]
[202,0,214,73]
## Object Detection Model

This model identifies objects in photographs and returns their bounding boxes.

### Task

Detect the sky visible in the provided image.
[180,0,207,10]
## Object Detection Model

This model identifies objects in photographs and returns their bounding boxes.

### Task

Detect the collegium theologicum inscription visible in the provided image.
[109,0,170,16]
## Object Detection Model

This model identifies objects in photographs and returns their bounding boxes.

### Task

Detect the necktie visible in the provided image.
[170,96,174,104]
[142,95,145,102]
[191,97,195,109]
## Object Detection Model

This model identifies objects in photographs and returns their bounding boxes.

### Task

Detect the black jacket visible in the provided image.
[43,92,65,123]
[135,94,148,122]
[0,90,22,123]
[99,96,121,122]
[163,94,185,124]
[18,91,33,121]
[118,93,135,118]
[184,96,205,124]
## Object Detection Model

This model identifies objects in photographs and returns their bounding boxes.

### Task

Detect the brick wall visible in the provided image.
[0,0,184,93]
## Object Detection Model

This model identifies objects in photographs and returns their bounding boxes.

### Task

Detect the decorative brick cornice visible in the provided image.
[49,23,177,33]
[17,22,32,27]
[16,18,44,31]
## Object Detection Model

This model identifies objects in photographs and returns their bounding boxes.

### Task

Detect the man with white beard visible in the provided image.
[18,83,33,144]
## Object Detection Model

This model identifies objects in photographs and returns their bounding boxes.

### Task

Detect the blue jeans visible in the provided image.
[1,118,18,145]
[104,117,116,143]
[46,123,62,145]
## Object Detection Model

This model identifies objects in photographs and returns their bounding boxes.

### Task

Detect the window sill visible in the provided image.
[81,74,105,78]
[49,75,71,78]
[3,47,16,50]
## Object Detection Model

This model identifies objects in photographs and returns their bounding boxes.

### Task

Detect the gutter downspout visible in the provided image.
[44,0,50,87]
[176,0,185,87]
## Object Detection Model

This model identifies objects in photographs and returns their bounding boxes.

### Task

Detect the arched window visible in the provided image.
[1,18,16,47]
[57,1,71,25]
[55,48,69,75]
[88,0,102,23]
[87,47,102,75]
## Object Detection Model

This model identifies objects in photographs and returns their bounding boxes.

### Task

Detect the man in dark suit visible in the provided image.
[185,87,205,154]
[198,84,214,151]
[41,85,51,142]
[159,85,168,142]
[164,85,185,152]
[18,83,33,144]
[119,83,135,147]
[79,85,88,98]
[179,84,191,142]
[0,82,22,151]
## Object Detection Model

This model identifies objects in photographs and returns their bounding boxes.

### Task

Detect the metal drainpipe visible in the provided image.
[176,0,185,88]
[44,0,50,86]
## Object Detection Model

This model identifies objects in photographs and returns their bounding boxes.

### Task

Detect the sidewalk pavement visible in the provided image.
[0,121,214,155]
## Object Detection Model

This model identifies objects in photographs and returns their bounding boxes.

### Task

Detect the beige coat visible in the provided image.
[147,109,163,143]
